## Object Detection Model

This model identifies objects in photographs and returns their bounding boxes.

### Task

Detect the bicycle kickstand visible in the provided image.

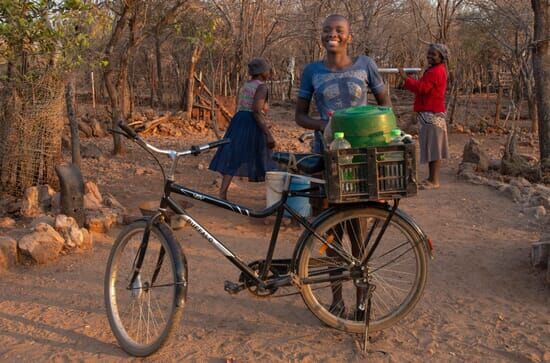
[361,284,376,353]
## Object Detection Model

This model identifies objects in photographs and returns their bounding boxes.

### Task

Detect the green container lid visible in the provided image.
[334,132,344,139]
[331,105,397,147]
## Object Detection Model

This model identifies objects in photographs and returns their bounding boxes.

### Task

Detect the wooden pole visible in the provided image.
[91,71,96,111]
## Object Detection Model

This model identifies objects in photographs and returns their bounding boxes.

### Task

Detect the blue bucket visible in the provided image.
[266,172,311,218]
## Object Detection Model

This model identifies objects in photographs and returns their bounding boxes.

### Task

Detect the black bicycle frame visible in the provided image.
[157,178,359,288]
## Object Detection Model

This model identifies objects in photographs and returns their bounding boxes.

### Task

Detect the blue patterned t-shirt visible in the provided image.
[298,55,385,123]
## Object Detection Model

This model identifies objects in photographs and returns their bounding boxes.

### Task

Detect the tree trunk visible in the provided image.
[184,44,203,117]
[155,35,164,107]
[531,0,550,166]
[65,81,81,168]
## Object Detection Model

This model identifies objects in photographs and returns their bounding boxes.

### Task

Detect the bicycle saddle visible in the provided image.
[272,152,325,175]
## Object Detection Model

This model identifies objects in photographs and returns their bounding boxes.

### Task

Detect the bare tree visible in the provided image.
[531,0,550,166]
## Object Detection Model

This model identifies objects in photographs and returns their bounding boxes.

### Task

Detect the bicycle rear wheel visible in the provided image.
[104,220,187,356]
[296,205,428,333]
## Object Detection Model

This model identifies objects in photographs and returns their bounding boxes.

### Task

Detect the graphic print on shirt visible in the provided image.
[312,69,369,120]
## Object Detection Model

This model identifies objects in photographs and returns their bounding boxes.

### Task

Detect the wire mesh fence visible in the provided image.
[0,77,65,196]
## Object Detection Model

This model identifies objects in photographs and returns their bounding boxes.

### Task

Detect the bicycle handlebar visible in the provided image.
[114,121,229,158]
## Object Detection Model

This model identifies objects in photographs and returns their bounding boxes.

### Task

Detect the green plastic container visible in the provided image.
[331,105,397,147]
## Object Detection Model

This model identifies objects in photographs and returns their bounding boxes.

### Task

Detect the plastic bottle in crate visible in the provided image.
[330,132,354,193]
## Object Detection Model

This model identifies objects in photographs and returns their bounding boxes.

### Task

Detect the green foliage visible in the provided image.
[0,0,93,78]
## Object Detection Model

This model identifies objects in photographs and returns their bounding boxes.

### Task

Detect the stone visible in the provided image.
[89,118,107,137]
[79,228,93,250]
[462,138,490,172]
[78,121,93,138]
[197,163,205,171]
[84,181,103,209]
[534,206,547,219]
[0,217,16,228]
[135,167,146,176]
[531,241,549,268]
[18,223,64,264]
[86,217,106,233]
[20,186,42,217]
[103,193,126,213]
[488,159,502,171]
[51,192,61,215]
[500,184,523,202]
[0,236,18,269]
[84,194,103,209]
[457,162,477,180]
[38,184,56,211]
[30,215,55,228]
[85,181,103,203]
[81,144,103,159]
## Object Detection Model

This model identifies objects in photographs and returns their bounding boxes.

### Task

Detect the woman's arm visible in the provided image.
[400,68,437,95]
[252,84,275,148]
[295,97,325,131]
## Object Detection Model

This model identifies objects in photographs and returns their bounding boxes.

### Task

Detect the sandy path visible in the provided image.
[0,118,548,362]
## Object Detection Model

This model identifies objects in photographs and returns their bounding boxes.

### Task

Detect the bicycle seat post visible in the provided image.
[167,151,178,182]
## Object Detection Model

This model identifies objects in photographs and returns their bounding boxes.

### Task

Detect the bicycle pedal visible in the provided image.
[223,280,245,295]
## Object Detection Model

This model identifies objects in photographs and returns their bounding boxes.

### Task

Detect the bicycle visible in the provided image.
[104,122,433,356]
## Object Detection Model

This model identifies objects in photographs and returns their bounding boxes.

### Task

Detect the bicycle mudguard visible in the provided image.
[291,202,433,271]
[130,216,189,307]
[155,222,189,307]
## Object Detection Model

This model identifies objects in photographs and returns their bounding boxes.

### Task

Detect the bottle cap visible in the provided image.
[334,132,344,139]
[390,128,402,137]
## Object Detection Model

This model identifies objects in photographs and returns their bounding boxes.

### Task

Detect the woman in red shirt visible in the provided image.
[399,43,449,189]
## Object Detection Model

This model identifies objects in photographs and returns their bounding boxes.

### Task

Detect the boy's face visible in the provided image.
[427,49,443,65]
[321,16,351,53]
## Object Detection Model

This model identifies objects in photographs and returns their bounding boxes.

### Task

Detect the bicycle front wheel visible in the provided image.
[296,205,428,333]
[104,220,187,356]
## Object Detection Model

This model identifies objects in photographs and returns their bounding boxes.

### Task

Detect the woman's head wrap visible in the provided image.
[429,43,449,62]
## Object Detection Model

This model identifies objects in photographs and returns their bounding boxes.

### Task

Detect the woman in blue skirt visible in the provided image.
[209,58,276,200]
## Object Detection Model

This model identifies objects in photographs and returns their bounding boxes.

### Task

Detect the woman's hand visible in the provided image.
[398,68,407,80]
[266,132,276,149]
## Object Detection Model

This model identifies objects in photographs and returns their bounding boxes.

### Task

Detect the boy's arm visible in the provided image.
[295,97,325,131]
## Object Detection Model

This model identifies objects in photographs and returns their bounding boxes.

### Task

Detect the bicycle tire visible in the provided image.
[295,205,428,333]
[104,220,187,356]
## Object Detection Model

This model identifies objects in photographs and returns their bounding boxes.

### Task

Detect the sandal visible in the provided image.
[419,181,440,190]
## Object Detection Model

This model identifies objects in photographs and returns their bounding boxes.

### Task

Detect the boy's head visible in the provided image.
[322,14,352,53]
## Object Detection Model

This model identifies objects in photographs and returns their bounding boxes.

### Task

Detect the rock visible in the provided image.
[54,214,92,249]
[197,163,205,170]
[135,167,146,176]
[502,185,522,202]
[38,184,55,211]
[81,144,103,159]
[78,120,93,138]
[103,193,126,213]
[0,217,16,228]
[18,223,64,264]
[30,215,55,228]
[531,241,549,268]
[0,236,18,270]
[462,138,490,171]
[457,162,477,180]
[84,194,103,209]
[85,208,120,234]
[51,192,61,214]
[84,181,103,209]
[510,177,531,189]
[488,159,502,171]
[86,217,106,233]
[534,206,547,219]
[89,117,107,137]
[21,186,42,217]
[469,175,489,185]
[61,134,71,150]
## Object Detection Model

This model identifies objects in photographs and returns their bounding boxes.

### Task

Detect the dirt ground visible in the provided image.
[0,103,549,362]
